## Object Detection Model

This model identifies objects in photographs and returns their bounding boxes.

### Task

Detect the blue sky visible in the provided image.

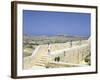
[23,10,91,37]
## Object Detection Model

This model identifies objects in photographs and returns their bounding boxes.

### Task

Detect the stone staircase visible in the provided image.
[34,55,50,67]
[31,45,51,68]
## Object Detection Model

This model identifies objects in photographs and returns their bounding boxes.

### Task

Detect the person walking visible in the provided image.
[48,43,51,55]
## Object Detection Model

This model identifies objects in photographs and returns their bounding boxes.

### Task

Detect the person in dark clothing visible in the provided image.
[57,56,60,62]
[55,56,60,62]
[55,57,57,61]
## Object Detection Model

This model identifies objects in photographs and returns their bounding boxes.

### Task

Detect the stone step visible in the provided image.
[35,63,45,66]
